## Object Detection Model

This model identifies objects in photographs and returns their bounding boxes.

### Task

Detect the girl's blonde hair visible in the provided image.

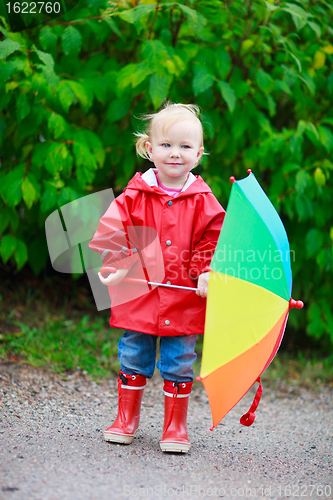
[135,102,204,160]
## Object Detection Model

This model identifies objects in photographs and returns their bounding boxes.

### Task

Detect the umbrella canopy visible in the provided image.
[198,170,303,429]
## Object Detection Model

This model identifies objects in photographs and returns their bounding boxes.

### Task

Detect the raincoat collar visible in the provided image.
[126,168,212,197]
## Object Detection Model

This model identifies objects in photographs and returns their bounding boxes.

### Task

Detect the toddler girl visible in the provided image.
[89,102,225,453]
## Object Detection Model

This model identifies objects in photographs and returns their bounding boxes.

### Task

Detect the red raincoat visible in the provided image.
[89,169,225,336]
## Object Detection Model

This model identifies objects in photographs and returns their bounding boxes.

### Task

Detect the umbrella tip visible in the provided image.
[229,176,236,183]
[247,169,252,175]
[289,298,304,309]
[196,376,202,382]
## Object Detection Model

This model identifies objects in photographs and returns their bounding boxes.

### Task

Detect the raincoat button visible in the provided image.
[168,201,172,206]
[166,281,171,285]
[166,240,172,246]
[165,320,170,326]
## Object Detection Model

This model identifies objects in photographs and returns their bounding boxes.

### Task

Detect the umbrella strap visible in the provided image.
[240,377,263,427]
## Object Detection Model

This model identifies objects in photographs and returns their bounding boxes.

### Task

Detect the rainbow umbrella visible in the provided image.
[197,170,303,429]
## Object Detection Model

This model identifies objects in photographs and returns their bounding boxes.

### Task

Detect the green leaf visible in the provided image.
[0,166,25,207]
[319,125,333,152]
[321,118,333,127]
[33,45,54,67]
[107,97,131,123]
[0,39,21,59]
[0,60,20,84]
[66,81,93,112]
[282,163,300,174]
[16,93,30,122]
[288,51,302,72]
[282,3,313,20]
[32,142,49,168]
[267,94,276,117]
[295,170,308,193]
[305,122,319,141]
[58,187,79,207]
[178,3,198,24]
[14,240,28,270]
[217,81,236,112]
[306,228,324,258]
[45,143,67,175]
[40,183,59,213]
[118,8,135,23]
[58,82,75,113]
[61,26,82,56]
[274,79,292,95]
[74,130,105,168]
[73,140,94,167]
[255,68,274,95]
[265,1,279,12]
[193,67,215,95]
[48,113,67,139]
[141,40,169,70]
[298,73,315,96]
[0,207,10,234]
[215,48,231,80]
[85,77,108,104]
[257,112,272,134]
[22,174,40,209]
[131,62,152,88]
[314,167,326,187]
[39,26,58,52]
[307,21,321,38]
[149,73,170,109]
[295,194,313,220]
[103,18,123,38]
[117,64,138,93]
[118,4,156,31]
[0,234,17,263]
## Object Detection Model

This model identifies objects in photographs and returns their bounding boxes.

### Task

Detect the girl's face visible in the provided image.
[145,120,204,187]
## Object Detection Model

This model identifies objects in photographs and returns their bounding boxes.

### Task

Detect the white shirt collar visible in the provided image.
[141,168,196,193]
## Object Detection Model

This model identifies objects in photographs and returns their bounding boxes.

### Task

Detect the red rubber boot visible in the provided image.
[104,371,147,444]
[160,380,193,453]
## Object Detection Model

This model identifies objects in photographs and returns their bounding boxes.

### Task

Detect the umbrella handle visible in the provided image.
[100,267,117,277]
[100,267,148,286]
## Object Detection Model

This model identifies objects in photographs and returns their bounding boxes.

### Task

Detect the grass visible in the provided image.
[0,314,121,378]
[1,269,332,387]
[0,269,122,379]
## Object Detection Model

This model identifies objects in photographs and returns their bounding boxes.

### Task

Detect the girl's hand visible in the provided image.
[98,268,129,286]
[196,272,209,298]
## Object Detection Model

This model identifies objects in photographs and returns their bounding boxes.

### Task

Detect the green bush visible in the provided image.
[0,0,333,351]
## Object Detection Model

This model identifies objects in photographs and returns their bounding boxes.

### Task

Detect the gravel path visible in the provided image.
[0,361,332,500]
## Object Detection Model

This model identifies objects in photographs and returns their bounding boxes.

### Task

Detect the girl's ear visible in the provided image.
[196,146,204,163]
[146,141,153,161]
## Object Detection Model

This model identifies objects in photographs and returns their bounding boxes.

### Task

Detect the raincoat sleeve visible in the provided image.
[188,195,225,279]
[88,193,140,271]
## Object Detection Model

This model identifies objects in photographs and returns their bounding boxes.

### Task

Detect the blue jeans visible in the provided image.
[118,330,197,382]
